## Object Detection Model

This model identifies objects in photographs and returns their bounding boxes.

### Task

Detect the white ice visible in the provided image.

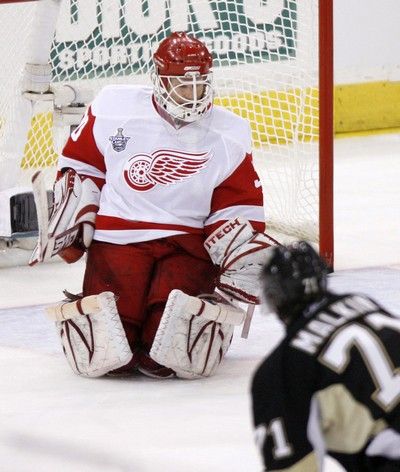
[0,134,399,472]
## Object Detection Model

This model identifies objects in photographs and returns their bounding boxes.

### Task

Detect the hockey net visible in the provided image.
[0,0,333,265]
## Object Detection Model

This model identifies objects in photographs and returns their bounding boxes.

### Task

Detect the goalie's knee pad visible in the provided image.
[150,290,246,379]
[46,292,133,377]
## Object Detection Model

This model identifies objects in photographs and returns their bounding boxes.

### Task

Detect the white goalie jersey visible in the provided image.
[58,85,265,244]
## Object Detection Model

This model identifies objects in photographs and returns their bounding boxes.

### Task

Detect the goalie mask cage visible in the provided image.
[0,0,333,266]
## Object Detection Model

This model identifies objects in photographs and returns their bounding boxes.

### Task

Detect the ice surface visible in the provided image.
[0,134,399,471]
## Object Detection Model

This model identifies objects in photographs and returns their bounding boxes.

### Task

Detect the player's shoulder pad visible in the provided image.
[211,104,252,154]
[91,84,153,118]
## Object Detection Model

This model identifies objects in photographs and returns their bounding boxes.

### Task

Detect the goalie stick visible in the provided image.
[241,304,255,339]
[214,287,254,339]
[29,171,49,265]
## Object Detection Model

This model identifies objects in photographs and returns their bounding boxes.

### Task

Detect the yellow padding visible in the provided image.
[21,112,58,169]
[214,87,319,145]
[335,81,400,133]
[19,81,400,169]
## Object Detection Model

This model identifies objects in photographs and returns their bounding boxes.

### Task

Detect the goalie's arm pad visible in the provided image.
[204,217,280,304]
[32,169,100,264]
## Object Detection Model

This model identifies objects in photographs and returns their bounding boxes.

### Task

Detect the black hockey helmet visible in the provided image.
[261,241,328,322]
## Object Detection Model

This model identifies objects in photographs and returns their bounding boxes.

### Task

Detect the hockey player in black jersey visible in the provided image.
[251,241,400,472]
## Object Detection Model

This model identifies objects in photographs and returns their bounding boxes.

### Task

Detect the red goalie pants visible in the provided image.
[83,234,217,353]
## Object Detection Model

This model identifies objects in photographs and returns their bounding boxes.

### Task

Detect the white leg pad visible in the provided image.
[52,292,133,377]
[150,289,246,379]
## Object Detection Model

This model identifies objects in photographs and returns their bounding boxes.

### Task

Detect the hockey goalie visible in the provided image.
[35,32,278,379]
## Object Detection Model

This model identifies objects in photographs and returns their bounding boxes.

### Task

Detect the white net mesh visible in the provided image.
[0,0,320,241]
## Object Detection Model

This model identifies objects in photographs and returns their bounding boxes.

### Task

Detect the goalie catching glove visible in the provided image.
[204,218,279,304]
[30,169,100,265]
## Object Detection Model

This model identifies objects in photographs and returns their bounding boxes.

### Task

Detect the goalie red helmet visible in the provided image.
[152,32,214,124]
[261,241,328,323]
[153,31,212,76]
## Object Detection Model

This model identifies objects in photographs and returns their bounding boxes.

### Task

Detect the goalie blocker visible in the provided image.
[29,169,100,265]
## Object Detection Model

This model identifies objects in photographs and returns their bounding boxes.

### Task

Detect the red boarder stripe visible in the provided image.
[95,215,204,234]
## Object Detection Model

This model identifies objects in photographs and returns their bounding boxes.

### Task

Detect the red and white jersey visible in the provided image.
[59,85,264,244]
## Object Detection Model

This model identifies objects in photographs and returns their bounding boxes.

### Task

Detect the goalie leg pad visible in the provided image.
[150,290,245,379]
[54,292,133,377]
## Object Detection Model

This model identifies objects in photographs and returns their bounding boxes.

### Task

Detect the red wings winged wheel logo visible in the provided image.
[123,149,211,191]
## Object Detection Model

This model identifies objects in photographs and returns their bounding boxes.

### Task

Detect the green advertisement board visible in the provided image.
[51,0,297,81]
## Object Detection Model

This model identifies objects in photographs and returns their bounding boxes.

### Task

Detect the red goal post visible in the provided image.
[319,0,334,268]
[0,0,334,267]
